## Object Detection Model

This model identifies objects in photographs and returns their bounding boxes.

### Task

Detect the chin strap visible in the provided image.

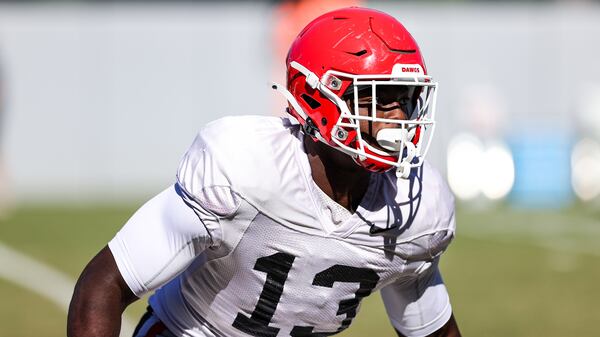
[272,62,322,113]
[290,62,320,89]
[270,82,328,144]
[396,157,413,178]
[271,83,307,120]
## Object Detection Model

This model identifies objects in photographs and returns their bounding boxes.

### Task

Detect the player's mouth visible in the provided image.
[360,133,399,155]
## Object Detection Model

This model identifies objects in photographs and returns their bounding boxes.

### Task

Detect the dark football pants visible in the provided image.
[132,306,176,337]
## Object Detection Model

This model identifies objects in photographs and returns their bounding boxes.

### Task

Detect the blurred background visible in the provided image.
[0,0,599,336]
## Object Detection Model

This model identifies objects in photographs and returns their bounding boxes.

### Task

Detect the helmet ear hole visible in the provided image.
[301,93,322,109]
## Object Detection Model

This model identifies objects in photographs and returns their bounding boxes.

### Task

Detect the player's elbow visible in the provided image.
[67,246,137,337]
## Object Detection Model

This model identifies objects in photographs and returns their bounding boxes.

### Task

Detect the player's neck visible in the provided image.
[303,136,371,213]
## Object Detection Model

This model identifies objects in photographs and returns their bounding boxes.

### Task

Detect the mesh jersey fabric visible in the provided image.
[110,115,456,337]
[311,181,352,227]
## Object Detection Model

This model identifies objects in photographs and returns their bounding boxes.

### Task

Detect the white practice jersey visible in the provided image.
[109,116,456,337]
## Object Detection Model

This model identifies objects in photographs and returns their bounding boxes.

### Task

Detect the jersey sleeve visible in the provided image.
[109,128,244,297]
[176,130,242,220]
[380,259,453,337]
[108,184,216,297]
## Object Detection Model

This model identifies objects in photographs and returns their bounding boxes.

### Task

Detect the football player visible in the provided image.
[68,7,461,337]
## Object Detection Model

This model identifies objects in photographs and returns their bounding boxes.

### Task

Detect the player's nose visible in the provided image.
[378,103,408,126]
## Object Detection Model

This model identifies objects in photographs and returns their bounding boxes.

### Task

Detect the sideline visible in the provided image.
[0,241,137,337]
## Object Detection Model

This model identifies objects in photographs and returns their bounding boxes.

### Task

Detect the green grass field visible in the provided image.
[0,202,599,337]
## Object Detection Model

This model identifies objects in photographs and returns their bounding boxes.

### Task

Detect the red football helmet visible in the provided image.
[272,7,438,178]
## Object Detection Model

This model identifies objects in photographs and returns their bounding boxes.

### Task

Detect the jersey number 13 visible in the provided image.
[232,252,380,337]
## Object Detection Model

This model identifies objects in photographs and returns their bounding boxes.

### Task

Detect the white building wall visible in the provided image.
[0,2,599,202]
[0,3,272,201]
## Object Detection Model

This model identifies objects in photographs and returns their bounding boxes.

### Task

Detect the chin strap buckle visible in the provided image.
[303,117,319,136]
[396,162,411,179]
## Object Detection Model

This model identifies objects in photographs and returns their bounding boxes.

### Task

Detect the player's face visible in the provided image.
[346,85,419,152]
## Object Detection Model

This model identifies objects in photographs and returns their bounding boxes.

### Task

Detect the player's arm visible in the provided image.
[395,314,461,337]
[67,246,136,337]
[381,255,460,337]
[68,184,218,337]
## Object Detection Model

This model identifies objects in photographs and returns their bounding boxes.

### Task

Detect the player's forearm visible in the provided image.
[67,246,137,337]
[67,286,124,337]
